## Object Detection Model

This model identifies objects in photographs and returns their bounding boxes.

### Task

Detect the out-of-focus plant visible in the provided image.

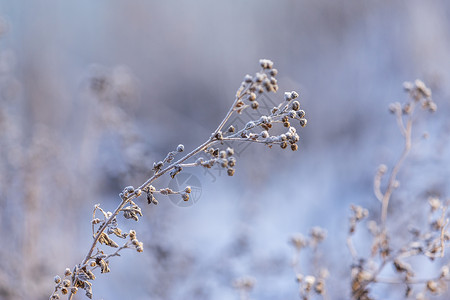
[253,79,443,300]
[49,59,308,299]
[348,80,445,300]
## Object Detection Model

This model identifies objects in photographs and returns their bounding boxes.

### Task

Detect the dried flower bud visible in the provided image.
[70,287,78,294]
[248,92,256,101]
[291,101,300,111]
[226,147,234,156]
[291,91,299,99]
[185,186,192,193]
[403,81,413,91]
[280,141,287,149]
[61,288,68,295]
[297,110,305,118]
[428,197,441,212]
[227,168,235,176]
[227,125,235,133]
[289,110,297,118]
[62,279,70,287]
[244,74,253,83]
[259,59,273,69]
[305,275,316,288]
[284,92,292,101]
[134,189,142,196]
[177,144,184,152]
[426,280,438,293]
[64,268,71,276]
[299,118,307,127]
[291,144,298,151]
[182,193,190,201]
[54,275,61,284]
[270,68,278,76]
[251,101,259,109]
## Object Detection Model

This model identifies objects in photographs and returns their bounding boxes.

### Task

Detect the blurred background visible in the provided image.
[1,1,450,299]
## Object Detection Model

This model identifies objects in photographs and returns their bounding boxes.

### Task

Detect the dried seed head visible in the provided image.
[64,268,71,277]
[54,275,61,284]
[227,125,235,133]
[283,121,290,128]
[289,110,297,118]
[314,279,325,294]
[284,92,292,101]
[248,92,256,101]
[184,186,192,193]
[426,280,438,293]
[125,186,134,194]
[134,189,142,196]
[428,197,441,212]
[403,81,413,91]
[291,144,298,151]
[219,150,227,159]
[62,279,70,287]
[415,79,431,98]
[182,193,190,201]
[291,91,299,99]
[227,168,235,176]
[305,275,316,287]
[270,68,278,76]
[261,131,269,138]
[215,131,223,140]
[297,110,305,118]
[259,59,274,69]
[290,234,308,250]
[90,261,96,267]
[440,265,449,278]
[259,115,269,124]
[251,101,259,109]
[177,144,184,152]
[228,157,236,167]
[61,288,68,295]
[244,74,253,83]
[280,141,287,149]
[291,101,300,111]
[226,147,234,156]
[70,287,78,294]
[299,118,307,127]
